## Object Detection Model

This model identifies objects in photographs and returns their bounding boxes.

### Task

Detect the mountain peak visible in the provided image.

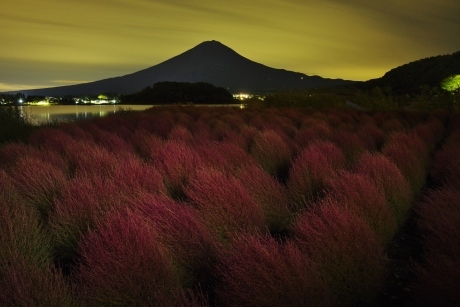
[188,40,238,56]
[14,41,352,96]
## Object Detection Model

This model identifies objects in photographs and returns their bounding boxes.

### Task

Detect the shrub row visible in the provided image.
[414,115,460,305]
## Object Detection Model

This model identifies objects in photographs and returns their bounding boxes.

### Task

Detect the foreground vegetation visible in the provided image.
[0,106,34,144]
[1,105,459,305]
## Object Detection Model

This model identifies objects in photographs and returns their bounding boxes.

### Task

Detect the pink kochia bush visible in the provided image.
[151,140,203,199]
[291,202,386,305]
[330,129,367,165]
[414,188,460,305]
[250,129,293,178]
[185,169,265,243]
[0,171,52,268]
[132,194,219,290]
[354,152,412,226]
[8,156,67,219]
[325,171,397,245]
[28,126,80,155]
[382,131,429,193]
[235,164,292,233]
[215,233,331,306]
[75,209,185,306]
[429,140,460,189]
[196,140,256,175]
[0,256,74,307]
[287,141,346,211]
[63,139,118,176]
[50,156,166,261]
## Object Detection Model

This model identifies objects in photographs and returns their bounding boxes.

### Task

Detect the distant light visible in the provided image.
[233,93,252,100]
[18,98,23,103]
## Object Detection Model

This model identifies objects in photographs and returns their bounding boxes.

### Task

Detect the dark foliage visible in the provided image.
[0,106,34,144]
[122,81,234,104]
[365,50,460,95]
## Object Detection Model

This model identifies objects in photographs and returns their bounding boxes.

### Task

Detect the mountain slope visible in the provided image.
[364,51,460,94]
[18,41,352,96]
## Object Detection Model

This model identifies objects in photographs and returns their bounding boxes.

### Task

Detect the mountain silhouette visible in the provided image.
[18,40,352,96]
[364,50,460,94]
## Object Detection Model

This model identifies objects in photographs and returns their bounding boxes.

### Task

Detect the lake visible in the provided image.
[19,105,153,125]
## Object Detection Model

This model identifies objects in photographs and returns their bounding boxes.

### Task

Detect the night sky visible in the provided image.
[1,0,459,92]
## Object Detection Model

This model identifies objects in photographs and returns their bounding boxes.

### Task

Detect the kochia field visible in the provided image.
[1,106,459,306]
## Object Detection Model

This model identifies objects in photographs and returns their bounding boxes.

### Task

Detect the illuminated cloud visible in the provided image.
[1,0,459,91]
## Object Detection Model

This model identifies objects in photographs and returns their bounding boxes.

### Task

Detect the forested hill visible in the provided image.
[122,81,234,104]
[365,51,460,94]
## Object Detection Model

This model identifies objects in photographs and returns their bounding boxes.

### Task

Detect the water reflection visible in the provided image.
[19,105,152,125]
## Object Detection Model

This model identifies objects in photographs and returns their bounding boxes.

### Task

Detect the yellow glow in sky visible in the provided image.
[1,0,459,91]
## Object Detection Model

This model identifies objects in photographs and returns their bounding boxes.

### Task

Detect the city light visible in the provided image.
[233,93,252,100]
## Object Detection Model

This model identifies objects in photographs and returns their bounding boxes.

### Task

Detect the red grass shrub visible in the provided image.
[380,117,405,133]
[299,117,332,140]
[382,132,429,193]
[8,156,67,219]
[356,123,386,151]
[0,169,21,203]
[59,121,93,140]
[0,142,38,169]
[63,139,117,176]
[173,111,195,129]
[91,112,136,139]
[130,129,164,161]
[429,144,460,189]
[185,169,265,243]
[50,155,165,261]
[151,140,204,199]
[236,164,292,233]
[0,257,74,306]
[196,140,257,175]
[192,120,213,144]
[85,124,136,155]
[294,127,323,150]
[217,129,248,150]
[416,188,460,258]
[414,254,460,306]
[75,209,185,306]
[144,112,176,138]
[291,202,386,305]
[167,125,195,144]
[1,170,52,267]
[414,188,460,305]
[0,198,52,268]
[325,171,397,245]
[259,111,298,139]
[413,120,445,153]
[250,129,293,177]
[0,141,69,175]
[287,141,346,210]
[108,153,167,196]
[50,173,130,261]
[330,129,367,165]
[215,233,331,306]
[133,194,219,290]
[235,124,259,151]
[209,119,232,141]
[354,152,413,226]
[28,126,78,154]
